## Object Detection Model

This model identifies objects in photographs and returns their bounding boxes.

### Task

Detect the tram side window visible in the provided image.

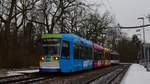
[111,55,118,60]
[107,53,110,60]
[94,51,98,60]
[61,41,70,59]
[104,52,110,60]
[74,44,80,59]
[84,47,89,59]
[99,53,102,60]
[87,48,92,59]
[101,53,104,60]
[94,50,102,60]
[80,46,87,59]
[111,54,114,60]
[104,52,106,59]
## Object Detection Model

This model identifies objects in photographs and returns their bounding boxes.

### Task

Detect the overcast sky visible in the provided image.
[87,0,150,43]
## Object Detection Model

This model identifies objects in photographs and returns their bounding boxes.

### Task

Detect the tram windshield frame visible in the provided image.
[42,38,61,57]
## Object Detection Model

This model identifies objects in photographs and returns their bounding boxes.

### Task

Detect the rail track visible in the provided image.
[0,72,50,84]
[39,64,130,84]
[0,64,130,84]
[86,64,130,84]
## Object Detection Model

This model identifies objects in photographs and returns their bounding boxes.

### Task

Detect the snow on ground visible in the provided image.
[6,71,23,76]
[6,69,39,76]
[15,69,39,73]
[121,64,150,84]
[0,69,39,77]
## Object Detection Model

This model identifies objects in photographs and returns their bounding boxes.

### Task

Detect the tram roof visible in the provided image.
[41,33,62,39]
[41,33,92,47]
[104,48,110,52]
[93,43,104,51]
[63,34,92,47]
[110,51,119,55]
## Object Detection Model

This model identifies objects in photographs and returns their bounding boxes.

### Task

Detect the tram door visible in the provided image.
[61,40,70,59]
[60,40,73,72]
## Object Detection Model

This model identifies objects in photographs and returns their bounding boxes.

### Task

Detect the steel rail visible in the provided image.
[85,64,130,84]
[106,65,130,84]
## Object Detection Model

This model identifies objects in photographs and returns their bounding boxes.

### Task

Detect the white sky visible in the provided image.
[87,0,150,43]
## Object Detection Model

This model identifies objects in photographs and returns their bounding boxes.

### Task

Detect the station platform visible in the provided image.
[121,64,150,84]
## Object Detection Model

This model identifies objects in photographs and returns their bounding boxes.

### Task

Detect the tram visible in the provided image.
[36,34,119,73]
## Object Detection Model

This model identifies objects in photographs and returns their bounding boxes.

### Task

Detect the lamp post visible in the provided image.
[137,17,146,66]
[137,17,145,43]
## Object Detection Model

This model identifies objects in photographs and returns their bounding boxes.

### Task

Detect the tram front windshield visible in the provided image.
[42,39,61,59]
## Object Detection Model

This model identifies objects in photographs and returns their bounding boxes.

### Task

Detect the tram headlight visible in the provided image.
[41,57,44,61]
[56,57,58,60]
[54,57,59,60]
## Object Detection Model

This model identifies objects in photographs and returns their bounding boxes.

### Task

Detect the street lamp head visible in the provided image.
[138,17,144,19]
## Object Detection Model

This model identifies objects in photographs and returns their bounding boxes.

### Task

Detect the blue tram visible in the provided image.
[37,33,119,73]
[38,34,93,73]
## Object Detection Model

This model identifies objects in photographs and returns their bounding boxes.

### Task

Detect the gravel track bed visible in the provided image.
[107,65,130,84]
[90,64,130,84]
[38,65,122,84]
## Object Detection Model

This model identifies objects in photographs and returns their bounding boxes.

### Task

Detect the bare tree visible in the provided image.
[0,0,40,67]
[27,0,85,33]
[57,1,87,34]
[77,11,114,43]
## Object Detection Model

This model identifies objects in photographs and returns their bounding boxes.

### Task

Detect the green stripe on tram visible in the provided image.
[42,34,62,39]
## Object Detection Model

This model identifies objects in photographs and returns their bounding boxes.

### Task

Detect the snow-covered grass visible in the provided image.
[15,69,39,73]
[121,64,150,84]
[0,69,39,77]
[6,71,23,76]
[6,69,39,76]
